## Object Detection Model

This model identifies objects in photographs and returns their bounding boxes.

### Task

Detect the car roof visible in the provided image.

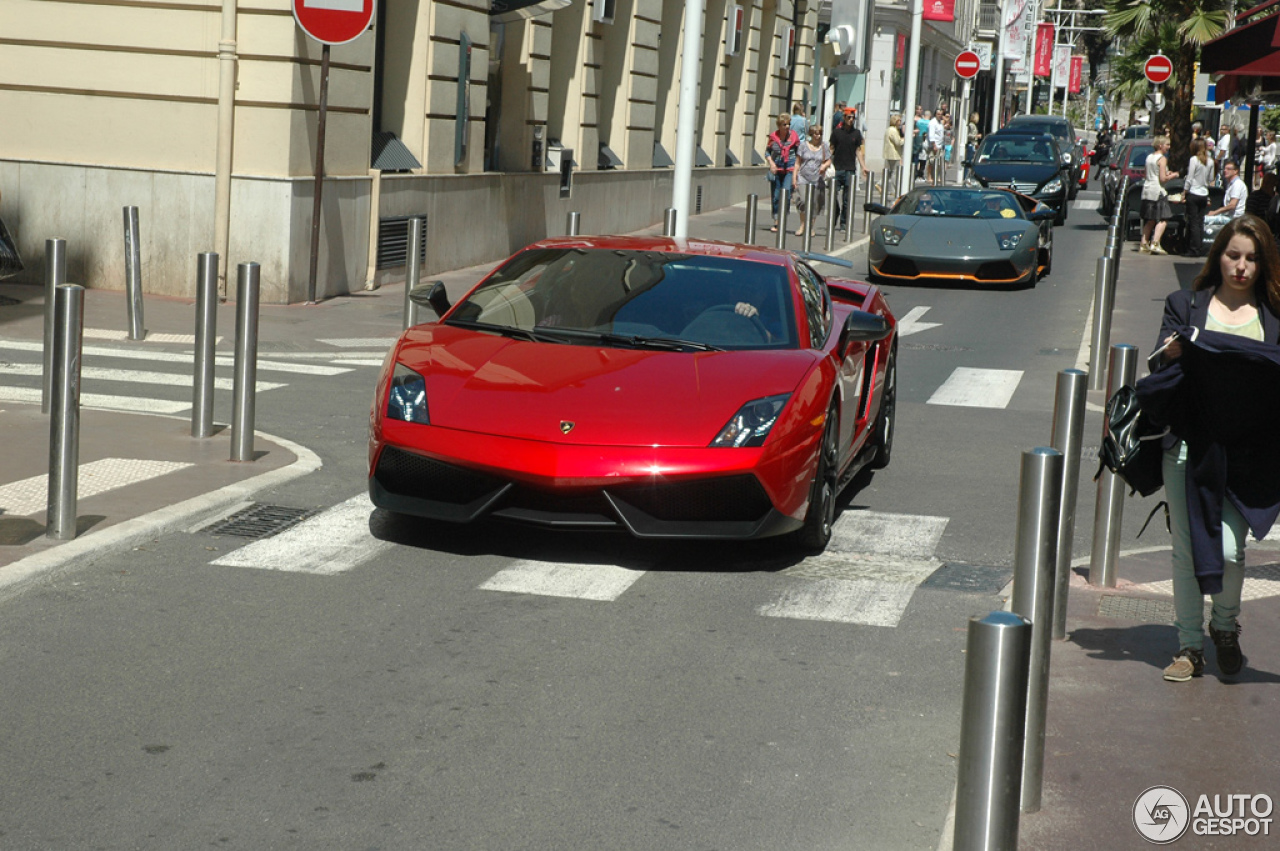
[523,234,796,268]
[1009,115,1070,125]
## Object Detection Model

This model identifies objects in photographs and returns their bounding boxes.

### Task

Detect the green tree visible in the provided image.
[1105,0,1229,165]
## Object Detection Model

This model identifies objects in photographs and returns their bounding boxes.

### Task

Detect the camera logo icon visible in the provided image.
[1134,785,1191,844]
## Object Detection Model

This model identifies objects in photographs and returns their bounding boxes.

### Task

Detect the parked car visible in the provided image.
[865,186,1056,287]
[1123,124,1152,139]
[1003,115,1084,198]
[1099,140,1154,218]
[966,130,1071,224]
[1121,179,1227,253]
[369,236,899,553]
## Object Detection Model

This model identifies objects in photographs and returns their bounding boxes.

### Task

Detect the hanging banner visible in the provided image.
[1033,23,1055,78]
[1002,0,1028,57]
[1069,56,1084,93]
[923,0,955,22]
[1053,44,1071,85]
[896,32,906,69]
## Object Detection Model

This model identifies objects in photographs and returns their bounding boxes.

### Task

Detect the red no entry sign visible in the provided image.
[293,0,375,46]
[955,50,981,79]
[1144,54,1173,85]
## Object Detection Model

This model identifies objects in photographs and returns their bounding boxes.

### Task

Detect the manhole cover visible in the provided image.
[921,563,1013,593]
[1097,595,1211,623]
[206,504,312,538]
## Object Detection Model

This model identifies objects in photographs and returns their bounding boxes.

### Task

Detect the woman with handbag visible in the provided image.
[765,113,800,233]
[1147,215,1280,681]
[1141,136,1178,255]
[792,124,831,237]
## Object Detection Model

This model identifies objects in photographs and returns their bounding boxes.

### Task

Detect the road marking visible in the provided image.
[1071,198,1099,212]
[0,458,193,517]
[319,338,399,349]
[0,362,284,391]
[480,560,643,601]
[758,578,922,627]
[83,329,216,345]
[0,341,349,376]
[0,385,191,414]
[211,494,390,575]
[897,305,943,338]
[927,367,1022,408]
[827,511,949,558]
[333,359,387,367]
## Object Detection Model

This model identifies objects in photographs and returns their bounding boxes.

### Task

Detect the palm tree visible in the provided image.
[1104,0,1229,164]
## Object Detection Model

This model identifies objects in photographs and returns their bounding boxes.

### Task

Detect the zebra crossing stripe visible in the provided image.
[0,362,284,392]
[927,367,1023,408]
[0,385,190,414]
[210,494,390,575]
[480,561,643,601]
[0,341,349,376]
[83,329,214,345]
[758,578,922,627]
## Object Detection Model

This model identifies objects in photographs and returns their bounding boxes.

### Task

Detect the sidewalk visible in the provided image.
[0,201,865,593]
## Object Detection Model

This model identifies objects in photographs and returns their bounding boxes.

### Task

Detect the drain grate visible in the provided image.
[922,563,1013,594]
[206,504,312,539]
[1097,595,1211,623]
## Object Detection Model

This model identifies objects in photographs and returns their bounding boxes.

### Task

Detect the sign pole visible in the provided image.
[307,44,331,305]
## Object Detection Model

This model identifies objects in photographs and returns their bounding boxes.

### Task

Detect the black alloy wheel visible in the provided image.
[870,345,896,470]
[796,404,840,553]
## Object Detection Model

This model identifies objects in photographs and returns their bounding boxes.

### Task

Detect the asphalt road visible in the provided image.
[0,190,1115,851]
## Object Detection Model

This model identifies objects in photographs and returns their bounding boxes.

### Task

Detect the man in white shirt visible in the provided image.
[1216,128,1233,185]
[927,109,945,182]
[1211,160,1247,219]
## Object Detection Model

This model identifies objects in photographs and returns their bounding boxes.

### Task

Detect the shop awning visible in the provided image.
[1202,2,1280,102]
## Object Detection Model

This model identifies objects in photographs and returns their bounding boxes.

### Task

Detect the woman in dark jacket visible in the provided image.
[1150,215,1280,681]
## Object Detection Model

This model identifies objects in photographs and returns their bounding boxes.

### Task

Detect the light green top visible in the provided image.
[1206,310,1264,341]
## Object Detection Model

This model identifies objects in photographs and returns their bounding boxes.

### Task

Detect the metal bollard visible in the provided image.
[1050,369,1088,641]
[801,184,815,253]
[1009,446,1064,814]
[845,172,857,243]
[229,262,261,463]
[863,171,874,233]
[47,284,85,541]
[664,207,679,237]
[744,195,758,244]
[1088,256,1116,391]
[42,238,67,414]
[123,206,146,341]
[881,166,890,205]
[192,252,219,439]
[953,610,1033,851]
[776,189,790,249]
[1089,344,1139,587]
[566,211,580,236]
[824,177,838,253]
[402,217,424,329]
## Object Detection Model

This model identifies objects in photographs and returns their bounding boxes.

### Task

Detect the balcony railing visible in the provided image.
[978,0,999,33]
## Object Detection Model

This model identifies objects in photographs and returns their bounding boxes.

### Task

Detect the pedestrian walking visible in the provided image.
[964,112,981,182]
[1184,138,1213,257]
[829,110,867,229]
[884,114,905,193]
[1141,135,1179,255]
[790,102,808,139]
[915,109,930,179]
[765,113,800,232]
[792,124,831,237]
[1143,215,1280,682]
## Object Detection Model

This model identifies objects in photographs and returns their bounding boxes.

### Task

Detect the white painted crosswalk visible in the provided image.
[211,494,391,574]
[0,458,193,516]
[927,367,1023,408]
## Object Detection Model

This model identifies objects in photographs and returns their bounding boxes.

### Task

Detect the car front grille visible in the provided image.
[608,475,773,522]
[374,446,505,505]
[879,256,919,277]
[975,260,1020,281]
[988,181,1040,194]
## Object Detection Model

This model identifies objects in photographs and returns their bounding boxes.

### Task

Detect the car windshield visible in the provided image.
[1127,145,1154,168]
[448,248,799,351]
[1010,121,1070,143]
[890,188,1025,219]
[976,136,1057,165]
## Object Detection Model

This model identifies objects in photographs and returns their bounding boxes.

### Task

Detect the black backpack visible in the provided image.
[1095,384,1166,497]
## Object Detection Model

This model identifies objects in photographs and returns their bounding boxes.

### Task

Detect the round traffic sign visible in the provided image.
[955,50,981,80]
[1144,54,1173,85]
[293,0,375,46]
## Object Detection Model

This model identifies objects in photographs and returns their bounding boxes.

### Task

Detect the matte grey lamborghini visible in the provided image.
[866,187,1056,287]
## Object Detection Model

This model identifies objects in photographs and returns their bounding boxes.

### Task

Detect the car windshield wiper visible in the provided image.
[524,326,724,352]
[444,318,562,343]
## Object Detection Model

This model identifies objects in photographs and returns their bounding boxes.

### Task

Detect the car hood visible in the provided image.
[971,163,1060,187]
[882,215,1033,254]
[393,325,820,446]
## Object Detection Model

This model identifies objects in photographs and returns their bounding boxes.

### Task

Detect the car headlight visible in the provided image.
[1063,152,1073,165]
[1039,177,1063,195]
[965,175,983,187]
[879,224,907,246]
[386,363,429,424]
[995,230,1025,250]
[710,394,790,448]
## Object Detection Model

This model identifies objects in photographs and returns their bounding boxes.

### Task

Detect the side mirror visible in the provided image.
[838,309,892,350]
[1027,208,1056,222]
[863,202,890,215]
[409,280,451,317]
[1109,162,1119,170]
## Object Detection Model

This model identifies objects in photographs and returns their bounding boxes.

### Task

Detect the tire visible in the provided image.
[1054,206,1066,227]
[796,405,840,553]
[870,346,896,470]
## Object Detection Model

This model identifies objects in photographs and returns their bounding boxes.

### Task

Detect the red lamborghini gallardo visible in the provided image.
[368,235,897,553]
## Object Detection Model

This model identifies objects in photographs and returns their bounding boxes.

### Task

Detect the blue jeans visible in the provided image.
[833,169,853,225]
[769,171,793,222]
[1164,442,1247,650]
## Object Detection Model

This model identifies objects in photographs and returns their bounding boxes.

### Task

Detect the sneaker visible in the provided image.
[1163,647,1205,682]
[1210,623,1244,676]
[1150,244,1169,255]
